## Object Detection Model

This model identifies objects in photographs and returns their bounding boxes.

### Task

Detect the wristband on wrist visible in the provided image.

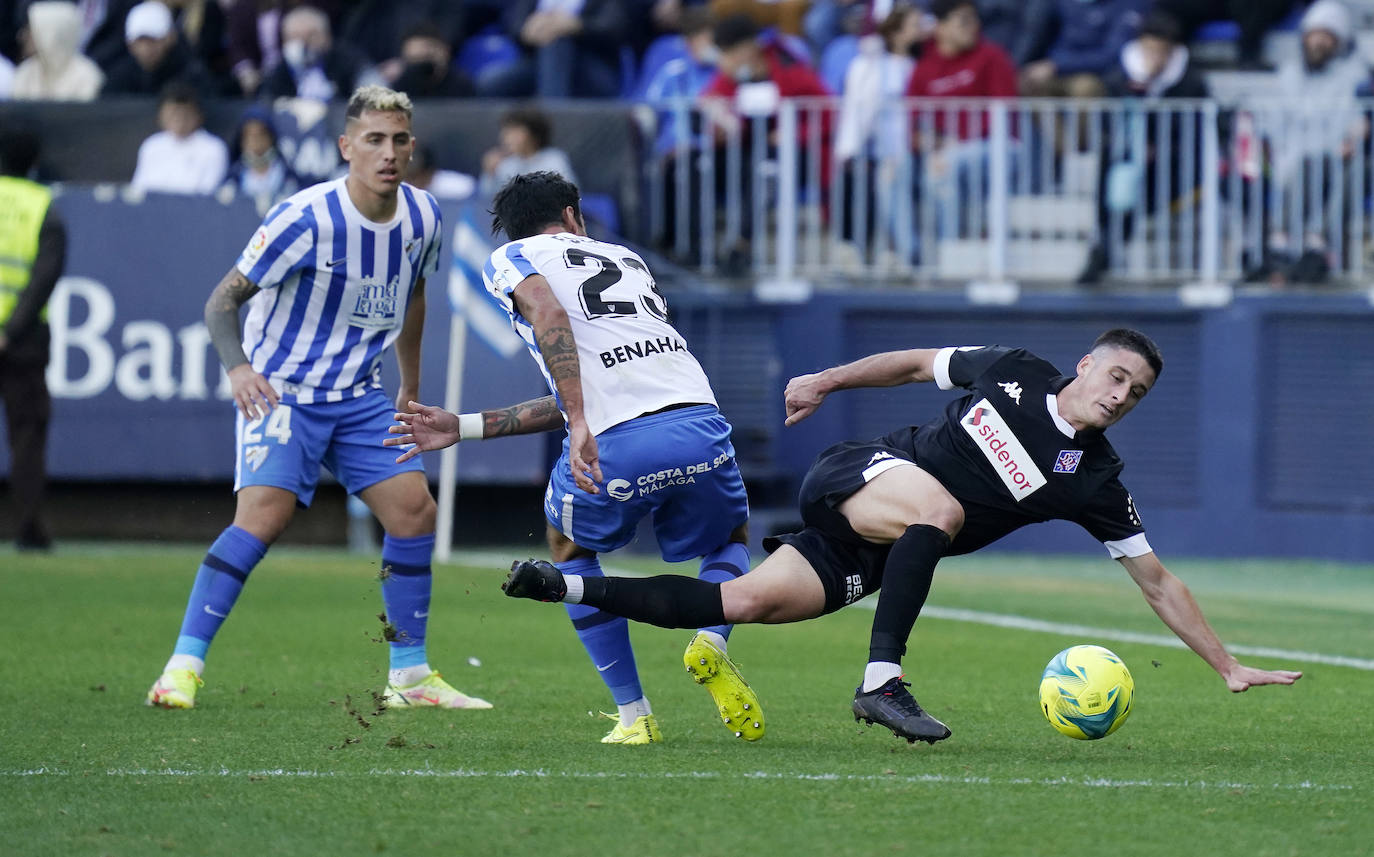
[457,413,484,440]
[458,412,483,440]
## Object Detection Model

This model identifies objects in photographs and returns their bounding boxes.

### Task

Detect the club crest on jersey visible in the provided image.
[997,381,1023,405]
[1053,449,1084,473]
[244,444,270,472]
[959,398,1047,500]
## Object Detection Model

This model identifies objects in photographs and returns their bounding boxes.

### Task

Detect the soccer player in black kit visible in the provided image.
[503,329,1303,743]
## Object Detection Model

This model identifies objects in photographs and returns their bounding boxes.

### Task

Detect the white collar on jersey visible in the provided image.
[1045,393,1076,438]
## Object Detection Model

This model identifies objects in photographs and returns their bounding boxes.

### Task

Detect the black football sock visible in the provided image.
[867,524,950,667]
[579,575,726,629]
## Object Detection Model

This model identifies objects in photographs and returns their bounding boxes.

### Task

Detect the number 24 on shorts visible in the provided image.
[244,404,294,445]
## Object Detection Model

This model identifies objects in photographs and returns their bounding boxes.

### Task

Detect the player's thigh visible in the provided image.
[544,439,646,556]
[325,391,433,533]
[838,464,963,543]
[234,401,332,508]
[648,410,749,561]
[720,544,827,624]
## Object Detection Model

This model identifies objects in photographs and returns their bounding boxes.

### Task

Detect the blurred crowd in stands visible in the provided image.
[1,0,1371,284]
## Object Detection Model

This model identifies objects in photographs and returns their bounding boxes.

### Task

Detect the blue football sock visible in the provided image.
[173,525,268,661]
[380,533,435,671]
[560,556,643,705]
[697,541,750,641]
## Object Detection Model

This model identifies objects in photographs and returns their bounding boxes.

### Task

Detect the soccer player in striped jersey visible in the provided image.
[387,171,759,745]
[146,86,491,712]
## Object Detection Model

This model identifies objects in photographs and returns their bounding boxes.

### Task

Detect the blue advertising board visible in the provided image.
[0,189,549,485]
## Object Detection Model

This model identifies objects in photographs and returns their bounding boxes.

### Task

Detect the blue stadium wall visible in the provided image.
[5,192,1372,562]
[670,290,1374,563]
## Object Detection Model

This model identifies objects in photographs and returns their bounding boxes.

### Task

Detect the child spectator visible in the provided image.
[479,107,579,197]
[130,83,228,195]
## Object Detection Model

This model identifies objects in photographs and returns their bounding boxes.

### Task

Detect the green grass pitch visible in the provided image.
[2,545,1370,856]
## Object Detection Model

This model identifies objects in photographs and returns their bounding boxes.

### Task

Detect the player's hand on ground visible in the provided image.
[386,401,459,463]
[569,422,602,494]
[1223,663,1303,692]
[228,364,279,420]
[784,372,828,426]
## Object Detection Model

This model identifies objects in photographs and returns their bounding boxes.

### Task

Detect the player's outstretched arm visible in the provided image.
[1118,552,1303,692]
[387,395,564,462]
[784,348,942,426]
[205,267,278,420]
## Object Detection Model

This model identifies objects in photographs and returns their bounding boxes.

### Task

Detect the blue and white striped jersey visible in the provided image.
[483,232,716,436]
[234,178,442,404]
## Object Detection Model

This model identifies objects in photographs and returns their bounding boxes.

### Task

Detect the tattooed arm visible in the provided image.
[512,273,601,494]
[385,395,564,463]
[206,267,278,419]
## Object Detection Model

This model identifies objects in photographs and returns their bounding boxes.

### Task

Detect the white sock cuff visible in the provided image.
[389,664,432,687]
[696,630,728,652]
[862,661,903,693]
[165,654,205,676]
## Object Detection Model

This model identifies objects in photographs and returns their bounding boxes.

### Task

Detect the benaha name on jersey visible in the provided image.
[958,397,1048,499]
[599,335,687,367]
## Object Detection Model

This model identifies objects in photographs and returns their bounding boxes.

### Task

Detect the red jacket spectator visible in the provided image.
[905,36,1016,140]
[702,42,829,104]
[701,39,832,157]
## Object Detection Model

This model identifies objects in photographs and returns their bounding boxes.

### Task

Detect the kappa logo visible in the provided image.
[867,451,894,466]
[959,398,1047,500]
[998,381,1024,405]
[606,479,634,501]
[244,444,270,472]
[1053,449,1084,474]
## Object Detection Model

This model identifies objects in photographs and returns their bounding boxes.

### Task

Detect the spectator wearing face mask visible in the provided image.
[389,21,473,98]
[258,4,377,101]
[102,0,215,97]
[12,0,105,101]
[222,104,301,207]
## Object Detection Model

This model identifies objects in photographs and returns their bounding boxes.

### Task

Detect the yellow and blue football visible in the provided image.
[1039,644,1134,740]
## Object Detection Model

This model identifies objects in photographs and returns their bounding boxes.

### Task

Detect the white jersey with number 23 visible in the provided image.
[483,232,717,436]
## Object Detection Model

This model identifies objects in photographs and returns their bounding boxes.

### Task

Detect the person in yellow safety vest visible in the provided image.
[0,128,66,551]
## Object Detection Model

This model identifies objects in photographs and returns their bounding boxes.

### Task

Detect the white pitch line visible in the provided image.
[458,550,1374,671]
[893,605,1374,671]
[0,767,1354,792]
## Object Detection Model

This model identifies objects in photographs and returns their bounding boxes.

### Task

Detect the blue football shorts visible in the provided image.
[233,387,424,505]
[544,404,749,562]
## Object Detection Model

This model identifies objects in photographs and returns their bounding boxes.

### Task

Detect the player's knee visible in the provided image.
[385,491,436,536]
[927,500,963,539]
[721,581,777,624]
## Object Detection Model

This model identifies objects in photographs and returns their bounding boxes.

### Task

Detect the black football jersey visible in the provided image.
[880,346,1150,557]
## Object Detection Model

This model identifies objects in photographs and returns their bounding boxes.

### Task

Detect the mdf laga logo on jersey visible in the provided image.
[350,276,402,329]
[959,398,1047,499]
